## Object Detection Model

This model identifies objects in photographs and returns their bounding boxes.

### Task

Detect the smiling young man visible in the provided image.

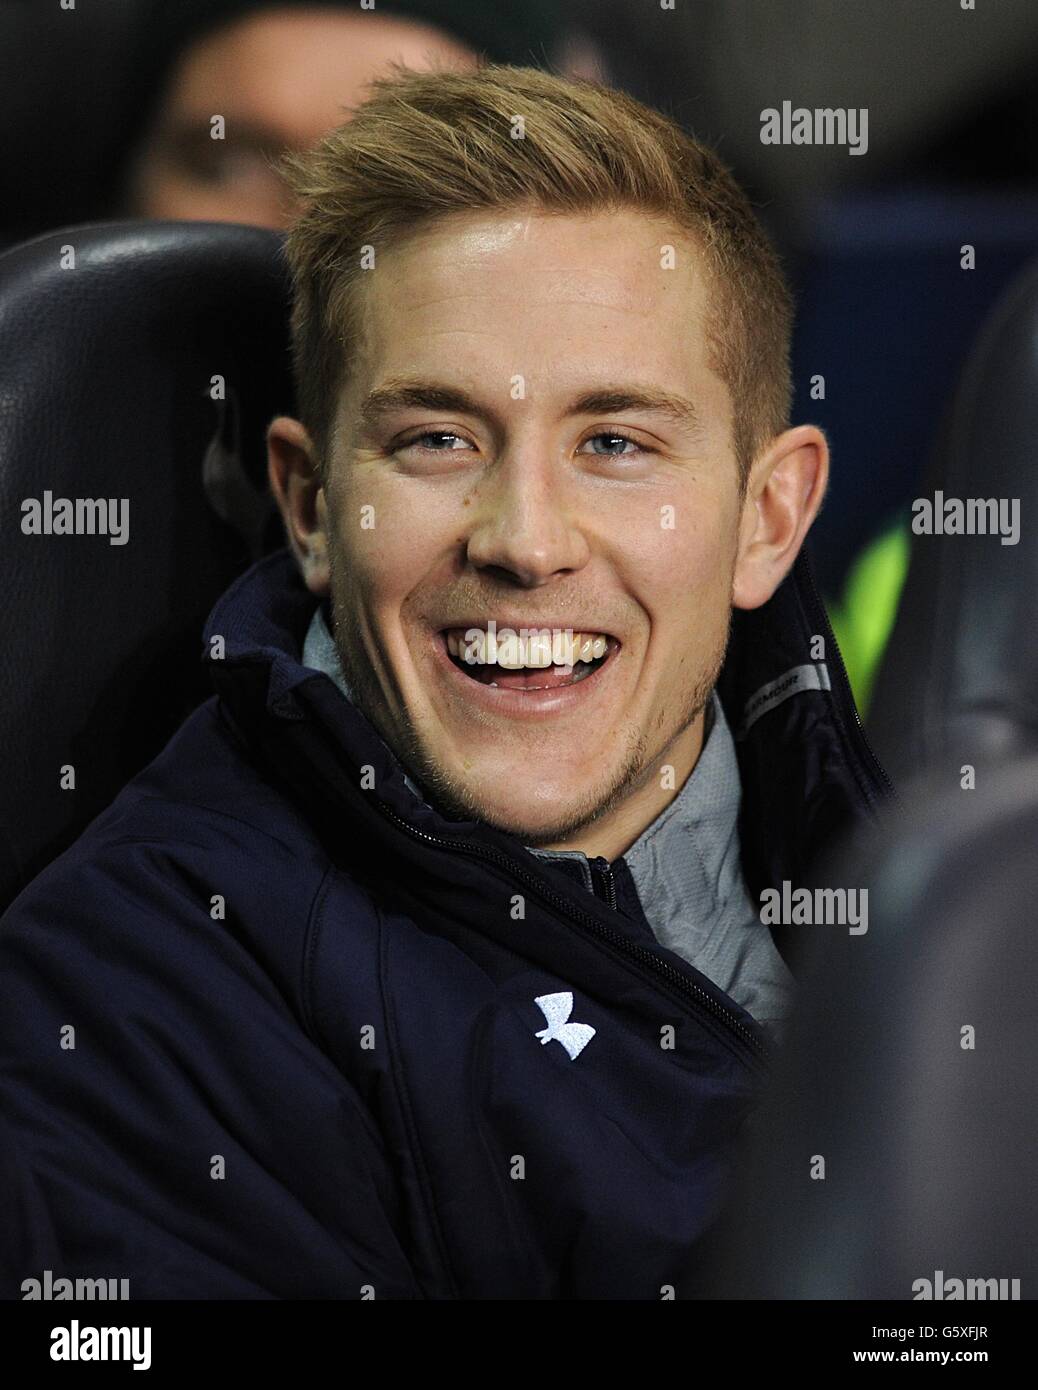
[0,66,893,1300]
[274,205,758,863]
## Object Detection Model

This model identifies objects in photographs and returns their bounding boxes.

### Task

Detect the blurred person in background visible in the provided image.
[119,1,482,230]
[0,0,596,246]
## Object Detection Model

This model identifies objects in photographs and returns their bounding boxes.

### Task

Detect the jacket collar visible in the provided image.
[300,598,735,885]
[204,546,896,956]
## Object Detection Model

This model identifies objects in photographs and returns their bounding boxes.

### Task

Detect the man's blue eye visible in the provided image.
[584,434,639,456]
[406,432,470,450]
[398,432,645,456]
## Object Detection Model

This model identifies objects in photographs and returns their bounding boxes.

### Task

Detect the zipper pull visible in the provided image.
[590,856,618,910]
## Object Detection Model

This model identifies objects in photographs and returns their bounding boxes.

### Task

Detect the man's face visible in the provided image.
[317,208,747,848]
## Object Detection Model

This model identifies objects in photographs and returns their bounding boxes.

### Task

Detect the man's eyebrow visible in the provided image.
[568,388,703,433]
[357,381,483,432]
[357,380,704,434]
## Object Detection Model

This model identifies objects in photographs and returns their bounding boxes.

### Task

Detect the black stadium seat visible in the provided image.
[711,263,1038,1293]
[0,221,292,911]
[867,255,1038,785]
[712,754,1038,1299]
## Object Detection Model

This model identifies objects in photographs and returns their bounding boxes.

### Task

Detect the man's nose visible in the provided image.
[463,451,591,587]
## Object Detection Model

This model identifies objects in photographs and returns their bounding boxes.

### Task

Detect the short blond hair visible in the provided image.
[279,63,793,489]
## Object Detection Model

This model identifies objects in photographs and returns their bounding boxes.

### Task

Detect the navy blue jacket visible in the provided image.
[0,547,894,1299]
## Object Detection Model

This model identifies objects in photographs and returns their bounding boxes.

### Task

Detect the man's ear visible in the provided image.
[732,424,829,611]
[267,415,331,596]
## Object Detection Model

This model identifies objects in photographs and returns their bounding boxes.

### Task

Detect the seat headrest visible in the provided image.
[0,220,294,907]
[868,254,1038,782]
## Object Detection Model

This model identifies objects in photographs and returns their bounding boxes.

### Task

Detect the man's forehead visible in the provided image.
[336,207,723,434]
[353,207,711,357]
[377,206,707,285]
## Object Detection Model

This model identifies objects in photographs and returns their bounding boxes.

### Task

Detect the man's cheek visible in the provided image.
[638,535,732,612]
[333,499,406,580]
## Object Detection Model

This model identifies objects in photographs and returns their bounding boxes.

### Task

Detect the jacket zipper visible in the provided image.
[371,800,770,1070]
[591,856,618,910]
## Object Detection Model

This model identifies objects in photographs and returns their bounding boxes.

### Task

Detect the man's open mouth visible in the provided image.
[439,626,621,691]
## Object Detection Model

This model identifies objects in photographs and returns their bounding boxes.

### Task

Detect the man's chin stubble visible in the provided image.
[332,640,723,849]
[327,572,731,846]
[392,669,719,847]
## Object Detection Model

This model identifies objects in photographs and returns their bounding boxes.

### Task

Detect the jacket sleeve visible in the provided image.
[0,830,423,1299]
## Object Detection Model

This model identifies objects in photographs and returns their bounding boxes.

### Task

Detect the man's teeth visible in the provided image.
[445,629,609,669]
